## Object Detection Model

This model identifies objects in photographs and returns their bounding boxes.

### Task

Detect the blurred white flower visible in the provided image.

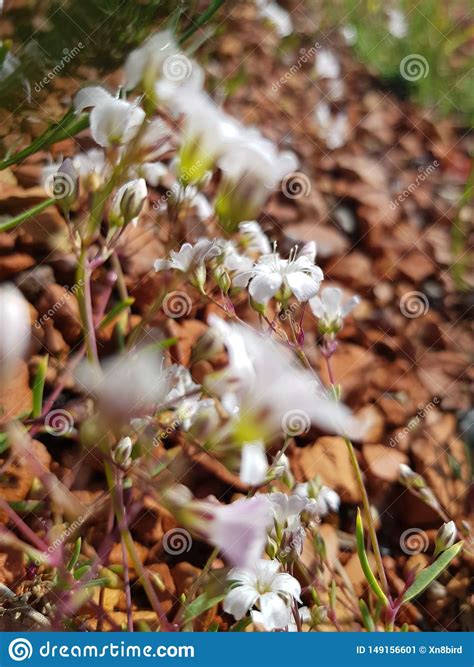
[125,30,179,90]
[256,0,293,37]
[234,242,323,303]
[309,286,360,334]
[176,90,241,184]
[206,315,365,440]
[76,349,172,416]
[315,49,341,79]
[240,441,269,485]
[137,161,168,187]
[0,284,30,375]
[217,239,254,273]
[74,86,145,147]
[314,102,348,149]
[239,221,272,255]
[109,178,147,227]
[387,9,408,39]
[224,559,301,630]
[216,131,298,230]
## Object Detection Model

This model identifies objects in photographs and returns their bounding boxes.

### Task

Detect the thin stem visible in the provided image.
[76,247,100,365]
[0,198,56,233]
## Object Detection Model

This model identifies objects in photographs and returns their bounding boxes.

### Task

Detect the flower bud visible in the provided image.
[53,158,79,214]
[213,265,231,294]
[109,178,147,228]
[113,436,133,467]
[433,521,456,557]
[0,284,30,377]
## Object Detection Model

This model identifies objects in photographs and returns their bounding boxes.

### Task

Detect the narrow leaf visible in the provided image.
[183,591,226,623]
[403,541,463,602]
[0,198,56,233]
[356,509,389,606]
[32,354,49,418]
[66,537,82,572]
[98,297,135,331]
[359,598,375,632]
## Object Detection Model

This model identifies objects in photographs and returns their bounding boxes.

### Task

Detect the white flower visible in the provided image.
[239,221,272,255]
[314,49,341,79]
[125,30,179,90]
[240,441,269,485]
[76,349,172,416]
[154,239,221,274]
[137,161,168,187]
[165,365,202,429]
[74,86,145,147]
[314,102,348,150]
[293,482,340,516]
[256,0,293,37]
[234,242,323,303]
[0,284,30,375]
[309,286,360,333]
[109,178,147,227]
[217,239,254,273]
[206,315,365,440]
[181,495,271,568]
[216,131,298,230]
[387,9,407,39]
[224,559,301,630]
[176,90,242,183]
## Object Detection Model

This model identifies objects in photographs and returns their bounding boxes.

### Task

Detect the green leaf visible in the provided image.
[66,537,82,572]
[183,591,226,624]
[356,509,389,606]
[403,541,463,602]
[359,598,375,632]
[0,198,56,233]
[32,354,49,418]
[0,432,9,456]
[98,297,135,331]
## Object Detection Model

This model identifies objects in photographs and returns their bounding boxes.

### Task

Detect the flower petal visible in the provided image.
[273,573,301,602]
[258,592,291,630]
[286,271,320,302]
[240,441,268,486]
[223,584,259,620]
[249,273,282,303]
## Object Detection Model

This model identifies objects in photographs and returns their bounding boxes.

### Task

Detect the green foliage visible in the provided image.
[403,541,464,602]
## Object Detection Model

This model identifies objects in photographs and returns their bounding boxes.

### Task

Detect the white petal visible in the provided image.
[322,287,343,318]
[341,294,361,317]
[272,573,301,601]
[258,592,291,630]
[249,273,282,303]
[240,442,268,486]
[74,86,111,113]
[154,259,172,271]
[223,585,259,620]
[309,296,324,318]
[286,272,320,302]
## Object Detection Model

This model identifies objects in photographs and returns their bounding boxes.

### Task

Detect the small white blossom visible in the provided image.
[239,221,272,255]
[255,0,293,37]
[293,481,341,516]
[125,30,179,90]
[234,242,323,303]
[315,49,341,79]
[387,9,408,39]
[309,286,360,333]
[224,559,301,630]
[314,102,348,150]
[74,86,145,147]
[154,239,221,273]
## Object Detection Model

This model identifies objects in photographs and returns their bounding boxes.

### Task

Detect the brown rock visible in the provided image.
[171,561,201,598]
[299,436,361,503]
[362,444,408,497]
[0,361,32,424]
[36,284,82,343]
[0,253,35,280]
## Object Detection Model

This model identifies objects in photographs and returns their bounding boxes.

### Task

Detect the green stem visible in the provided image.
[179,0,226,44]
[76,247,99,365]
[345,437,389,598]
[0,198,56,233]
